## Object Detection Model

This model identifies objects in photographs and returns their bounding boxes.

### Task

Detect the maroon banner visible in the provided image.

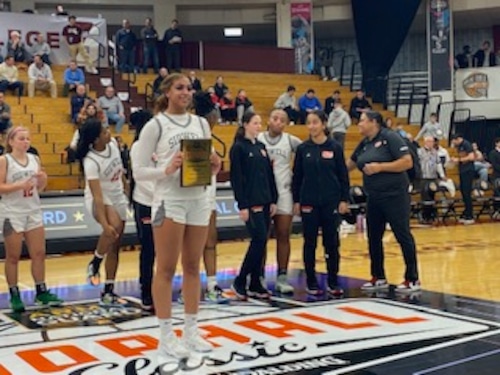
[291,2,313,74]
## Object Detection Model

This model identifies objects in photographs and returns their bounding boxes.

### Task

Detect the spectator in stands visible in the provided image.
[472,142,490,183]
[62,16,98,74]
[324,89,341,115]
[415,113,445,141]
[274,85,298,124]
[317,48,337,81]
[455,45,472,69]
[116,19,137,74]
[214,76,228,100]
[235,89,254,125]
[55,4,68,16]
[0,92,12,134]
[63,60,85,97]
[76,102,105,127]
[349,89,371,121]
[298,89,322,124]
[0,55,24,96]
[98,86,126,133]
[418,136,446,223]
[31,34,51,66]
[7,31,28,63]
[207,87,221,122]
[435,138,451,170]
[163,19,183,72]
[326,99,351,148]
[189,71,202,92]
[71,84,91,123]
[140,17,159,74]
[28,55,57,98]
[473,41,497,67]
[152,67,168,97]
[489,138,500,216]
[451,134,476,224]
[219,90,237,124]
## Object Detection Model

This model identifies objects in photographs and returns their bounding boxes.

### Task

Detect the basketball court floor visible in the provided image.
[0,222,499,374]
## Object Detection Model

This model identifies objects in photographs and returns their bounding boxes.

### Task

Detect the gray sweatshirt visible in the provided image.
[415,121,445,141]
[274,92,296,109]
[98,95,124,115]
[327,107,351,134]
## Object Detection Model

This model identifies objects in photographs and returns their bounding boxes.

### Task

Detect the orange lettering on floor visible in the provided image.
[17,345,97,373]
[0,364,12,375]
[339,306,427,324]
[237,317,324,338]
[97,334,158,358]
[200,324,251,347]
[295,312,378,329]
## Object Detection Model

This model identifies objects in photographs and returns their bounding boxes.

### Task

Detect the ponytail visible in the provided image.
[233,126,245,142]
[76,118,103,171]
[234,111,258,142]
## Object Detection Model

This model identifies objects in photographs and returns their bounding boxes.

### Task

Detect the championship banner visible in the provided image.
[291,2,313,74]
[455,67,500,101]
[0,13,108,67]
[427,0,453,92]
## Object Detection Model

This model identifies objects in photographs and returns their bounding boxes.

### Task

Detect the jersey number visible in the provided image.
[23,188,34,197]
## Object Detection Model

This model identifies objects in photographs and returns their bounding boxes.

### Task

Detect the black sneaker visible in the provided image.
[306,280,323,296]
[231,278,248,301]
[141,291,154,311]
[248,283,271,299]
[327,285,344,298]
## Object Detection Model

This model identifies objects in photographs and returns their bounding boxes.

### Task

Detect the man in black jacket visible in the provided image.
[324,90,340,116]
[473,41,497,67]
[489,138,500,215]
[163,19,182,72]
[349,89,371,121]
[115,19,137,73]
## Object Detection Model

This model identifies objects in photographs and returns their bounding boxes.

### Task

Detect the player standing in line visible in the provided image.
[257,109,301,294]
[130,112,155,311]
[132,74,221,360]
[0,126,63,312]
[77,119,129,306]
[230,111,278,300]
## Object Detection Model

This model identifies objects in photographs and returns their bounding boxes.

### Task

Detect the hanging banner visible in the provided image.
[427,0,453,92]
[0,13,108,67]
[291,2,313,74]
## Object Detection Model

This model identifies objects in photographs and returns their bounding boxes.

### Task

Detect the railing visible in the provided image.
[340,54,356,86]
[437,102,456,143]
[97,42,106,70]
[420,94,442,127]
[107,40,116,88]
[126,71,136,103]
[144,83,154,109]
[212,134,227,158]
[349,61,362,92]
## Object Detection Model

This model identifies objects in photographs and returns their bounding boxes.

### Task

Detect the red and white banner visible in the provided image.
[291,2,313,74]
[0,13,108,67]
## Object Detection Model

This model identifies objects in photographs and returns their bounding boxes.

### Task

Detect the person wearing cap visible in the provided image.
[346,110,420,293]
[450,134,475,224]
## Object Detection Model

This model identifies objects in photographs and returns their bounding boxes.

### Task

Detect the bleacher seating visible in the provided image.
[5,65,461,191]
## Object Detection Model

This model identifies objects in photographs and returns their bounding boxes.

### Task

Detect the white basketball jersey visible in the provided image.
[149,112,211,201]
[130,141,154,206]
[258,132,301,193]
[2,153,40,214]
[83,139,125,202]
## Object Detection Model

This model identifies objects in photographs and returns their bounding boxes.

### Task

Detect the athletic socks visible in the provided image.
[104,280,115,294]
[35,282,48,296]
[91,250,104,270]
[206,276,217,291]
[184,313,198,335]
[158,318,173,338]
[9,285,20,298]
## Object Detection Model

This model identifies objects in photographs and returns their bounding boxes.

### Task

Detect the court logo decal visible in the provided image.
[0,299,499,374]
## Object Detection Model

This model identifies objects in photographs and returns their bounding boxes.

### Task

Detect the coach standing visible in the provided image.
[450,134,476,224]
[346,111,420,293]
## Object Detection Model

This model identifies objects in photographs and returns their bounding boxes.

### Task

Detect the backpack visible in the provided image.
[403,137,421,182]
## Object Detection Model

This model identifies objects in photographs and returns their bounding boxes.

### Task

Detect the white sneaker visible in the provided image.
[361,278,389,290]
[183,329,213,353]
[158,333,190,359]
[395,280,421,293]
[275,275,294,294]
[86,67,98,75]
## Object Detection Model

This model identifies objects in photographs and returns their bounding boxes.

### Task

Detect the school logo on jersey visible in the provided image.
[462,72,489,98]
[321,150,334,159]
[375,141,382,148]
